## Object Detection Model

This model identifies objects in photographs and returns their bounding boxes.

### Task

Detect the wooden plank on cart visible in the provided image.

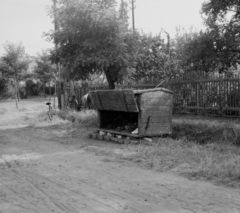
[93,128,142,138]
[91,90,139,112]
[89,91,103,110]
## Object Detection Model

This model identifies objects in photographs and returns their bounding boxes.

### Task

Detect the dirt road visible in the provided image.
[0,100,240,213]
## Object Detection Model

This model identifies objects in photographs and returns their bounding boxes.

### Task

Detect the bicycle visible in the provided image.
[46,102,54,121]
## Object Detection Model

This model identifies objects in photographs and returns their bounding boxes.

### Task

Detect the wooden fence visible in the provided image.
[57,81,89,109]
[57,72,240,117]
[170,78,240,116]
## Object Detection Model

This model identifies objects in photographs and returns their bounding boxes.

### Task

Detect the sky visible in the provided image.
[0,0,206,57]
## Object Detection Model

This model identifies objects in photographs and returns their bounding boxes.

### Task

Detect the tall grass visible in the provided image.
[56,109,98,128]
[126,117,240,186]
[173,117,240,145]
[130,138,240,186]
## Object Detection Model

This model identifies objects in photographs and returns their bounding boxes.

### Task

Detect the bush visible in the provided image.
[45,86,55,95]
[26,80,40,96]
[56,109,98,127]
[0,78,8,96]
[172,116,240,146]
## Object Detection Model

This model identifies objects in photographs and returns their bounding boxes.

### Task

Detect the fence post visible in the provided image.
[60,82,65,110]
[196,82,199,113]
[57,81,61,109]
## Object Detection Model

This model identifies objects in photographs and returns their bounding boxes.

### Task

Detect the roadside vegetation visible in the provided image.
[131,136,240,187]
[55,109,240,187]
[132,116,240,187]
[56,109,98,128]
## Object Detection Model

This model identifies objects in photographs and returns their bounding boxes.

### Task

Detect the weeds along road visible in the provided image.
[0,100,240,213]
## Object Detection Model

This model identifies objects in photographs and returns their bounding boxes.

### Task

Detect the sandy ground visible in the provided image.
[0,99,240,213]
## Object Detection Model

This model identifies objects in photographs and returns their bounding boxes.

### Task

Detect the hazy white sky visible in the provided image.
[0,0,206,57]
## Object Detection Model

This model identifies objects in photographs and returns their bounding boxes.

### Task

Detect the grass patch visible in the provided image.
[123,116,240,187]
[56,109,98,128]
[129,138,240,187]
[172,116,240,146]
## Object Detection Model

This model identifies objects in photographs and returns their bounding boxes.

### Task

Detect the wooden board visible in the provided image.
[89,92,103,110]
[140,104,173,111]
[93,128,142,138]
[140,116,172,124]
[90,90,139,112]
[133,87,173,94]
[140,107,172,119]
[139,105,172,136]
[140,91,173,111]
[139,125,172,136]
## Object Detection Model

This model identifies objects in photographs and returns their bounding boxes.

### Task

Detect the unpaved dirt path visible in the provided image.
[0,101,240,213]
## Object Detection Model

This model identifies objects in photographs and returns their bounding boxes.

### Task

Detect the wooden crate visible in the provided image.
[89,88,173,137]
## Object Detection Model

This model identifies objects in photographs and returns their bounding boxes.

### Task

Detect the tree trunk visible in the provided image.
[105,70,115,89]
[15,84,18,110]
[48,82,51,102]
[43,84,46,98]
[17,84,20,102]
[15,76,19,110]
[53,80,56,110]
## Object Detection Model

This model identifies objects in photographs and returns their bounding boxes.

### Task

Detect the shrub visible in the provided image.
[26,80,40,96]
[0,78,8,96]
[45,86,55,95]
[56,109,98,127]
[172,117,240,146]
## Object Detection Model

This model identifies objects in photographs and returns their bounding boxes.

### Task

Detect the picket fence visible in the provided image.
[57,71,240,117]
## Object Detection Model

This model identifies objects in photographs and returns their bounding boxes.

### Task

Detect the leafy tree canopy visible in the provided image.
[202,0,240,21]
[173,28,218,74]
[47,0,132,89]
[0,42,30,81]
[33,50,57,86]
[201,0,240,72]
[130,31,182,82]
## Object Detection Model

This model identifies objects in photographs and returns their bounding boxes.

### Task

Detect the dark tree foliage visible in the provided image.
[119,0,129,30]
[33,50,57,92]
[0,42,29,81]
[47,0,132,89]
[201,0,240,72]
[173,28,219,74]
[25,79,40,96]
[0,78,8,96]
[202,0,240,21]
[130,31,182,82]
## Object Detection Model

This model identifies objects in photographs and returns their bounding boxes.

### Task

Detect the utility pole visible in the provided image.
[130,0,136,31]
[53,0,60,108]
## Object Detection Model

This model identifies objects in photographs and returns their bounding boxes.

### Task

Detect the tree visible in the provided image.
[33,50,57,95]
[130,31,182,82]
[202,0,240,21]
[47,0,133,89]
[119,0,129,31]
[0,42,30,107]
[173,28,218,74]
[0,78,8,96]
[201,0,240,72]
[0,42,29,80]
[25,79,40,96]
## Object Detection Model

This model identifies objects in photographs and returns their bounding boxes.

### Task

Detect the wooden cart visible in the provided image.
[90,88,173,137]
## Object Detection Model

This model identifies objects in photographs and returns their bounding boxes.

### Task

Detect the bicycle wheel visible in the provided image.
[47,111,52,121]
[48,106,54,121]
